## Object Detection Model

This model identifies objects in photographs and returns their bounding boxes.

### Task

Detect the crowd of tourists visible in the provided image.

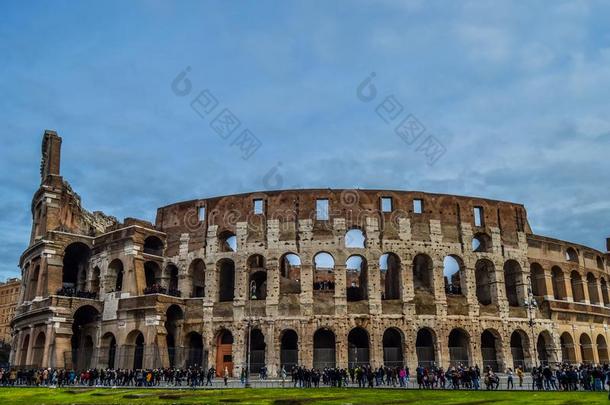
[0,362,609,392]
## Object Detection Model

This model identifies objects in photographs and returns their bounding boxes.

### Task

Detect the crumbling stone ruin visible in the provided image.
[11,130,610,376]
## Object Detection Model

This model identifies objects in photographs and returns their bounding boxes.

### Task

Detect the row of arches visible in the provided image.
[530,263,610,306]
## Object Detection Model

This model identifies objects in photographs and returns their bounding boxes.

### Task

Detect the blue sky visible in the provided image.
[1,0,609,280]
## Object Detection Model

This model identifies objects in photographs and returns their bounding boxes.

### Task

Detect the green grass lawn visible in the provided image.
[0,387,606,404]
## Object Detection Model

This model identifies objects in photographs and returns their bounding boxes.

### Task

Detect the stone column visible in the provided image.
[266,258,280,318]
[542,270,555,300]
[41,323,54,367]
[564,274,574,302]
[299,263,313,316]
[581,275,591,304]
[24,328,35,366]
[334,264,347,316]
[54,334,72,369]
[368,261,381,315]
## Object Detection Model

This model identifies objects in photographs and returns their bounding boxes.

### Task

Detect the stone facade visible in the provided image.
[10,130,610,375]
[0,278,20,344]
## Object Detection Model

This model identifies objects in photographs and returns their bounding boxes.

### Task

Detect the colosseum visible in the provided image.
[10,130,610,376]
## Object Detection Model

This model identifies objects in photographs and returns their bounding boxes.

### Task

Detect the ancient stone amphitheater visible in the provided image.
[11,130,610,376]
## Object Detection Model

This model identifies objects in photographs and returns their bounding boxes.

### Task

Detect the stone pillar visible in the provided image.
[24,328,35,366]
[542,271,555,300]
[299,263,313,316]
[301,322,313,368]
[54,334,71,369]
[368,261,381,315]
[564,274,574,302]
[581,276,591,304]
[41,323,54,367]
[266,258,280,318]
[370,325,382,368]
[334,264,347,316]
[265,323,277,377]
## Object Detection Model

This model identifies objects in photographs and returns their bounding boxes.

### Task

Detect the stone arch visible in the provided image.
[529,263,546,297]
[348,327,370,367]
[313,328,336,369]
[380,253,401,300]
[537,330,557,365]
[570,271,585,303]
[597,256,605,270]
[345,228,366,248]
[20,334,29,366]
[597,335,609,364]
[62,242,91,292]
[143,235,164,256]
[510,329,530,370]
[413,254,434,294]
[218,259,235,302]
[106,259,124,293]
[481,329,502,371]
[382,327,404,367]
[248,254,267,300]
[218,230,237,252]
[125,330,145,370]
[71,305,100,370]
[189,259,205,298]
[165,305,184,367]
[560,332,576,364]
[587,273,600,305]
[551,266,567,300]
[184,331,205,368]
[32,331,46,368]
[144,261,162,290]
[101,332,117,369]
[443,255,465,296]
[565,247,578,263]
[280,329,299,370]
[504,260,524,307]
[346,255,368,301]
[313,252,335,291]
[416,327,437,367]
[280,253,301,294]
[448,328,470,366]
[579,333,594,364]
[248,328,266,373]
[165,264,180,294]
[472,232,492,253]
[475,259,495,306]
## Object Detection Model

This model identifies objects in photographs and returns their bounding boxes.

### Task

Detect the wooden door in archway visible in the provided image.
[215,331,233,376]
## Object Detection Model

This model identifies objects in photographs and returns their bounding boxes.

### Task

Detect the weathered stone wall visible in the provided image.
[10,131,610,375]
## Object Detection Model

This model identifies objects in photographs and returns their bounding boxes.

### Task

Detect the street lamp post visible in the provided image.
[524,275,539,369]
[245,280,257,388]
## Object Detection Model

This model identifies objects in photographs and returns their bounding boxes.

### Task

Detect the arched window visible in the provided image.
[346,255,367,301]
[62,242,91,293]
[443,255,464,296]
[380,253,401,300]
[601,277,610,307]
[448,328,470,366]
[472,233,492,253]
[345,229,365,248]
[413,254,434,294]
[280,253,301,294]
[504,260,523,307]
[107,259,124,293]
[219,231,237,252]
[189,259,205,298]
[551,266,567,300]
[560,332,575,363]
[565,247,578,263]
[143,236,164,256]
[313,252,335,292]
[570,271,585,303]
[218,259,235,302]
[587,273,600,305]
[529,263,546,297]
[475,259,495,305]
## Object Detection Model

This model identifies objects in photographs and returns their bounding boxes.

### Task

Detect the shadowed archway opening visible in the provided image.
[313,328,336,369]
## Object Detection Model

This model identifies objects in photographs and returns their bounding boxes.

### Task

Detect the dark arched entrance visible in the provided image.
[280,330,298,370]
[382,328,404,367]
[313,328,336,369]
[348,327,370,367]
[416,328,436,367]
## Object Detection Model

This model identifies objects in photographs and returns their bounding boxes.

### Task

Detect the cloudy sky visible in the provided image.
[1,0,609,280]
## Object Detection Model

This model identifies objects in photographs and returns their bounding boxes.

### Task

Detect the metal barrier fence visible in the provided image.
[313,348,336,369]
